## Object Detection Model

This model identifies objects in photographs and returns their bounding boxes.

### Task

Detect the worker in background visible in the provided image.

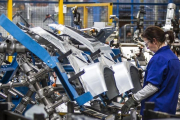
[121,26,180,117]
[126,30,132,38]
[126,30,132,43]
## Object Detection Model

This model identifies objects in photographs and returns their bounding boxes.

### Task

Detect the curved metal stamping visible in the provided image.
[112,62,134,94]
[79,62,108,97]
[49,24,136,94]
[29,27,89,73]
[28,27,108,97]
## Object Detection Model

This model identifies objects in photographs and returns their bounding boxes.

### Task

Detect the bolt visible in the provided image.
[44,89,48,93]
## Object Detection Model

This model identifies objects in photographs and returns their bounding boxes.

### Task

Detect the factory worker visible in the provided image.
[121,26,180,116]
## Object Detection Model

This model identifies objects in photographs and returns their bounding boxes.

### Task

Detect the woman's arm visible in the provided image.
[133,83,159,102]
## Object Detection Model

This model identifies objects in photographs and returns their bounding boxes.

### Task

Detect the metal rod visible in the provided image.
[0,81,27,89]
[33,82,41,91]
[8,89,17,97]
[53,86,64,91]
[14,90,34,114]
[33,82,51,106]
[11,88,24,97]
[0,92,7,99]
[51,99,64,109]
[26,90,34,97]
[7,94,12,102]
[42,98,51,106]
[67,101,74,113]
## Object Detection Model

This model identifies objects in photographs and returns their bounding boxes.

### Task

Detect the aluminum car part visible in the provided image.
[29,27,108,96]
[111,62,134,94]
[29,27,89,73]
[80,62,108,97]
[49,24,134,94]
[48,24,117,63]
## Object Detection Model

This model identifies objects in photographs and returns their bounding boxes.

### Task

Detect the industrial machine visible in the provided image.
[0,14,143,120]
[1,1,180,120]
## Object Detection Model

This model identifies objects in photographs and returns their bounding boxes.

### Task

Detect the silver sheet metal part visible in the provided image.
[48,24,117,63]
[49,24,135,94]
[30,27,89,73]
[80,62,108,97]
[30,27,107,97]
[112,62,134,94]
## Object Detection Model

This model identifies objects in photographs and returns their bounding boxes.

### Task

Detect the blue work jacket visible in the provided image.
[140,45,180,115]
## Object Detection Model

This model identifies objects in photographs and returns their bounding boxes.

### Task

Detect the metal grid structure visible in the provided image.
[13,2,59,32]
[117,5,169,25]
[87,7,94,28]
[0,1,110,34]
[64,7,72,26]
[116,4,177,39]
[0,1,180,37]
[0,3,7,37]
[64,5,109,28]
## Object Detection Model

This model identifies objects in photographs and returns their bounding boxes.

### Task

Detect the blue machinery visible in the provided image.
[0,1,179,120]
[0,14,93,106]
[0,14,123,119]
[0,13,143,119]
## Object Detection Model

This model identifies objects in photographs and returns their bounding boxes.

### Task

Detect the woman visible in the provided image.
[121,26,180,116]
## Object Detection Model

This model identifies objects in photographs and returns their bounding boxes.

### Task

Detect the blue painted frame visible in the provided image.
[0,14,93,106]
[0,54,18,84]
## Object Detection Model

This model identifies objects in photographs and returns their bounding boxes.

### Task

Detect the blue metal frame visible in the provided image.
[0,54,19,84]
[93,7,101,22]
[131,0,134,24]
[112,49,122,62]
[93,0,101,22]
[116,0,119,18]
[0,14,93,106]
[168,0,173,3]
[0,53,31,112]
[63,65,74,72]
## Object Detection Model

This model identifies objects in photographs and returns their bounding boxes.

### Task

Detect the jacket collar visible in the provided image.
[154,45,170,55]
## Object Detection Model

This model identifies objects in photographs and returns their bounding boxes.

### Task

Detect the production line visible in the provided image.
[0,1,180,120]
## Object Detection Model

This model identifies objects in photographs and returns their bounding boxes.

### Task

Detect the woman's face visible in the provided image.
[143,37,159,53]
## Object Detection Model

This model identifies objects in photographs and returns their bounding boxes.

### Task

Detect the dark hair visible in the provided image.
[141,26,174,44]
